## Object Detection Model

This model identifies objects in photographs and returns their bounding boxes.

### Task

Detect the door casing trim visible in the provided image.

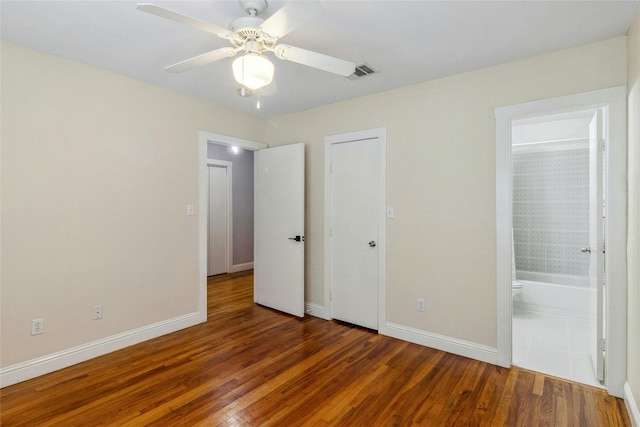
[323,127,387,331]
[198,131,267,321]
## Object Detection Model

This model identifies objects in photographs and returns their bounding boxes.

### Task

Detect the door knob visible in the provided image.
[369,241,376,247]
[288,235,304,242]
[581,247,591,253]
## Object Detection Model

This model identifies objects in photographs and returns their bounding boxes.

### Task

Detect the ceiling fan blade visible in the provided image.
[260,0,322,38]
[163,47,238,73]
[136,3,231,39]
[274,45,355,77]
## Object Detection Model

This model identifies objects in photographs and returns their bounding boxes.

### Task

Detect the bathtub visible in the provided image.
[512,274,591,320]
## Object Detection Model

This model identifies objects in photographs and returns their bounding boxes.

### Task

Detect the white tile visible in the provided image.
[512,308,534,368]
[531,313,569,348]
[512,309,603,388]
[570,355,603,388]
[527,345,571,379]
[512,348,528,367]
[567,317,590,355]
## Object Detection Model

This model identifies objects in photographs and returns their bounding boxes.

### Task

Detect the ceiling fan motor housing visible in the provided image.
[230,16,264,36]
[239,0,268,16]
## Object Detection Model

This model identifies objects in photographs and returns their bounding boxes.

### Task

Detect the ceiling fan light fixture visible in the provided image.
[232,53,274,90]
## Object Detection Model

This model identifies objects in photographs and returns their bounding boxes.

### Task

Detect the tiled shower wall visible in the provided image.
[512,148,590,278]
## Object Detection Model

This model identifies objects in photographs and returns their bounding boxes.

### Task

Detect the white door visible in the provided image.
[254,143,305,317]
[588,109,605,382]
[330,138,380,330]
[208,165,228,276]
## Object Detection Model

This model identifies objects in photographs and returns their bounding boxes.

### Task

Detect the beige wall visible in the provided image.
[0,42,266,367]
[1,31,634,393]
[266,37,627,347]
[626,5,640,419]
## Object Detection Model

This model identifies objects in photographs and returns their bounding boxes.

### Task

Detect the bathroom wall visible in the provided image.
[512,146,590,282]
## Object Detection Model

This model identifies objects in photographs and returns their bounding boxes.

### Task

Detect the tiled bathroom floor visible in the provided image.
[512,308,603,388]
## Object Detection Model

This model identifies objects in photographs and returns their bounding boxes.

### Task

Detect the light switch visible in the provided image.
[387,207,394,219]
[186,204,194,216]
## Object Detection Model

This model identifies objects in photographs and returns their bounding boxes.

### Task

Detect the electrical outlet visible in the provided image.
[417,298,425,312]
[32,318,44,335]
[93,305,103,320]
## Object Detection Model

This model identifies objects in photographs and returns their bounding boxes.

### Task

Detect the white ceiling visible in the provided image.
[1,0,638,118]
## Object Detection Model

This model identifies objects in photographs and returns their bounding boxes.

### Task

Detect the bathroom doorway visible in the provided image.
[509,109,603,387]
[495,87,627,397]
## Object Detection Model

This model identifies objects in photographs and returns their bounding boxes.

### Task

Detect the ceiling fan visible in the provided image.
[136,0,356,91]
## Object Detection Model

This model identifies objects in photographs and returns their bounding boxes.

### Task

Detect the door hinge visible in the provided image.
[599,338,606,352]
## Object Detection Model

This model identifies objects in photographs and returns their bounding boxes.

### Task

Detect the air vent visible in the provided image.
[348,63,379,80]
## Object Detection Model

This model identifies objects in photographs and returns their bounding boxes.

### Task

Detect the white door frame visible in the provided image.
[587,110,605,382]
[198,131,267,322]
[207,159,233,275]
[323,127,387,331]
[495,87,627,397]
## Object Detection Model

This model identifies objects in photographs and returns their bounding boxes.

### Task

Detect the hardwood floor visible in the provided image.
[1,271,631,426]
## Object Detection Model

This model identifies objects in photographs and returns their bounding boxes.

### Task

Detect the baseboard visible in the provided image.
[0,311,204,388]
[305,303,329,320]
[625,382,640,427]
[384,322,498,365]
[230,262,253,273]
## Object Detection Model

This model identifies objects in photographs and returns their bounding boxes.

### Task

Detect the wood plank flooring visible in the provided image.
[1,271,631,426]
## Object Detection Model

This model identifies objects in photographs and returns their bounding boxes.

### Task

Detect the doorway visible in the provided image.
[207,143,256,274]
[197,132,267,323]
[509,109,603,387]
[324,127,387,331]
[207,161,231,276]
[495,87,627,398]
[199,132,307,321]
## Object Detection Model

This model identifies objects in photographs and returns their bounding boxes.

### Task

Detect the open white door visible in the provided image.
[254,143,305,317]
[588,109,605,382]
